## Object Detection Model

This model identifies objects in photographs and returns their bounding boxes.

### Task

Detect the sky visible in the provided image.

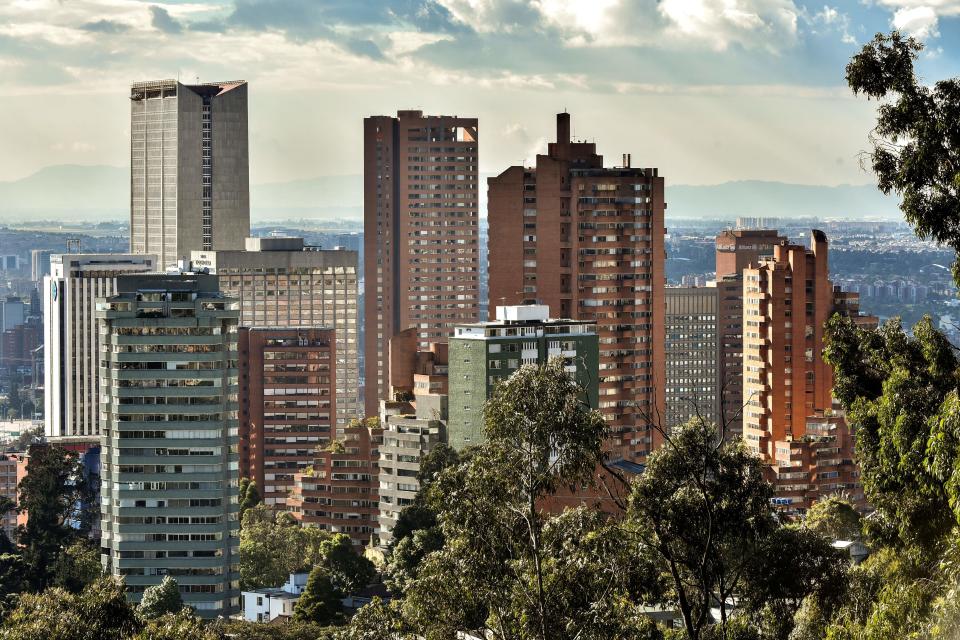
[0,0,959,187]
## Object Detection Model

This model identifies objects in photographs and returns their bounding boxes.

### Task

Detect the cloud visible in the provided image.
[810,5,856,44]
[892,5,940,37]
[659,0,800,52]
[80,19,131,34]
[150,6,183,34]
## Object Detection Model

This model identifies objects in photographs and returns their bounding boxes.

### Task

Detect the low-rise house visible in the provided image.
[241,573,308,623]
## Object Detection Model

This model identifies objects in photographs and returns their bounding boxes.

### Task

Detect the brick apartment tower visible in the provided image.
[487,113,666,461]
[287,421,383,547]
[363,111,480,418]
[714,230,785,438]
[742,230,836,459]
[238,327,336,507]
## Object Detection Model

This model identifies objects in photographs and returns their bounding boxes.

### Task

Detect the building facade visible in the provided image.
[98,274,240,617]
[742,231,834,459]
[377,328,448,546]
[31,250,52,283]
[44,254,158,439]
[192,238,360,429]
[363,110,480,417]
[487,113,665,461]
[446,305,599,450]
[130,79,249,269]
[769,409,867,515]
[665,286,720,430]
[238,327,336,507]
[287,421,382,547]
[715,230,785,437]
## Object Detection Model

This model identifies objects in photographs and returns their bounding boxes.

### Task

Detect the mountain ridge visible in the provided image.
[0,165,902,222]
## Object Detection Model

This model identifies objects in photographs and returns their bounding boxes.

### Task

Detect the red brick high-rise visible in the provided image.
[715,230,785,437]
[487,112,666,461]
[238,327,336,507]
[363,111,479,417]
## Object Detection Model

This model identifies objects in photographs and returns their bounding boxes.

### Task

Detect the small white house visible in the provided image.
[241,572,309,622]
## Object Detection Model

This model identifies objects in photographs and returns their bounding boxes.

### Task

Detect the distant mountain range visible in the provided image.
[0,165,902,223]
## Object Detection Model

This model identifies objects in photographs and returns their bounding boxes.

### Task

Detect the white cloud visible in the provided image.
[809,5,856,44]
[892,5,940,37]
[656,0,800,52]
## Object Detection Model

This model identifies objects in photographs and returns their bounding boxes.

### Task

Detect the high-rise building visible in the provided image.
[238,327,336,506]
[287,420,382,547]
[715,230,785,437]
[98,274,240,617]
[487,113,665,461]
[363,110,480,418]
[377,328,448,546]
[31,250,52,283]
[130,79,250,269]
[742,230,853,459]
[664,287,720,430]
[0,296,24,332]
[191,238,360,429]
[44,254,158,439]
[446,305,599,450]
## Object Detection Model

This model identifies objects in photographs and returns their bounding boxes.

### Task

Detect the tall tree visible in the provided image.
[239,505,330,589]
[317,534,375,595]
[627,418,774,640]
[238,478,262,523]
[138,576,184,620]
[370,360,662,640]
[803,496,863,541]
[292,566,342,627]
[846,31,960,284]
[16,444,94,591]
[50,539,103,593]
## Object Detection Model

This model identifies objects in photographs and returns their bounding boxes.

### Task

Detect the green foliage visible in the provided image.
[823,314,960,637]
[318,534,375,595]
[211,619,336,640]
[239,504,330,589]
[51,539,103,593]
[846,32,960,285]
[238,478,262,522]
[384,442,461,593]
[628,419,776,639]
[133,609,217,640]
[824,315,957,550]
[16,444,95,591]
[138,576,184,620]
[384,527,443,594]
[0,576,141,640]
[363,360,660,640]
[804,497,862,541]
[334,598,412,640]
[740,526,848,636]
[0,554,26,618]
[293,566,342,626]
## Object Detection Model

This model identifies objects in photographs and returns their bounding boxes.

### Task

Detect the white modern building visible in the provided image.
[44,253,158,439]
[241,573,308,622]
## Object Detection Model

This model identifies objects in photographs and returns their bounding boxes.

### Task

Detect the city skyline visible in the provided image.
[1,0,960,190]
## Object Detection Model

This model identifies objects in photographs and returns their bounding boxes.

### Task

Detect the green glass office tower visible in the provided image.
[98,274,240,617]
